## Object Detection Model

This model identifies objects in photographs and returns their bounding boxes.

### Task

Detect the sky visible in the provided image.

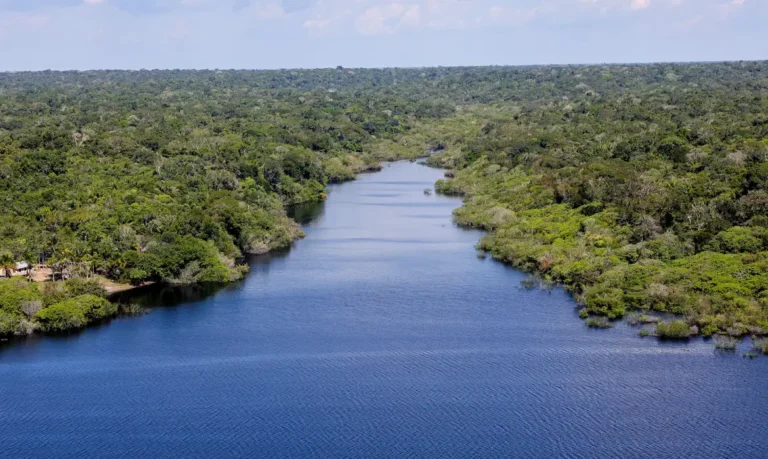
[0,0,764,70]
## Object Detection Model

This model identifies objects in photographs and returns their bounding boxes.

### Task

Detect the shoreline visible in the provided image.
[0,159,413,347]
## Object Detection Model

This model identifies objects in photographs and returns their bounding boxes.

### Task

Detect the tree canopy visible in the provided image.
[2,62,768,340]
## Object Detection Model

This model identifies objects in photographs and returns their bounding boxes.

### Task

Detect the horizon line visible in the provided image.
[1,58,767,74]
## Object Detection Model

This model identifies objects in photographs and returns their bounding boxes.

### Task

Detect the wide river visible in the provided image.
[2,161,767,458]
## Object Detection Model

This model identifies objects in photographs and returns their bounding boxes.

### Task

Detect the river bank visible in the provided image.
[4,160,767,458]
[0,158,416,344]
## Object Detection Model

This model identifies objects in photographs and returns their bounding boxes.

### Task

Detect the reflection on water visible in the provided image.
[112,282,237,309]
[287,200,325,225]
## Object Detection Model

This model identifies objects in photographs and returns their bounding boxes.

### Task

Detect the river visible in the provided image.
[1,161,767,458]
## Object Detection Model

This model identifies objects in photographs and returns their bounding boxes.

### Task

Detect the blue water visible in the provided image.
[2,161,767,458]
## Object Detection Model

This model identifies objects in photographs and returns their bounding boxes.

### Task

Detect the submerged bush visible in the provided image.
[520,277,537,289]
[627,313,661,325]
[586,317,613,329]
[119,303,149,317]
[655,320,691,339]
[714,336,739,351]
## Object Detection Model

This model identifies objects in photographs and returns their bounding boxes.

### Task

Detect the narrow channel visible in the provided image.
[2,161,766,457]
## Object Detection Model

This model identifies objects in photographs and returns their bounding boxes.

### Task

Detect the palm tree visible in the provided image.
[0,252,14,279]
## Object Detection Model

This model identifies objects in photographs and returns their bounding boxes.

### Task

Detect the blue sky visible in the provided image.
[0,0,764,70]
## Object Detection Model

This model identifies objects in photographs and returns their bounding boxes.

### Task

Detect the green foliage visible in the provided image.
[64,278,107,298]
[416,62,768,336]
[655,321,691,339]
[585,317,613,329]
[705,227,768,254]
[34,294,116,332]
[0,278,117,336]
[4,63,768,341]
[585,286,626,319]
[0,69,441,292]
[0,278,42,316]
[714,336,739,351]
[701,324,719,338]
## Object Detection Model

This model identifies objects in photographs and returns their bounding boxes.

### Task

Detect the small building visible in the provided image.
[15,262,30,272]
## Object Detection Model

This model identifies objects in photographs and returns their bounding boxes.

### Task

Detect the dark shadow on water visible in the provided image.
[111,282,237,309]
[287,200,326,225]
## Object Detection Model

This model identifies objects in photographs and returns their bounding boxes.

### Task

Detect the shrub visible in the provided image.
[655,320,691,339]
[638,329,650,337]
[34,294,116,332]
[586,317,613,328]
[520,277,536,289]
[578,308,589,319]
[0,278,43,315]
[65,278,107,298]
[35,301,87,332]
[0,311,21,336]
[21,300,43,318]
[119,303,148,316]
[714,336,739,351]
[705,227,765,254]
[701,324,719,337]
[585,286,626,319]
[627,313,661,325]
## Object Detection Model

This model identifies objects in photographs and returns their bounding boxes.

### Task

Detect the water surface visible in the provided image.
[2,161,767,458]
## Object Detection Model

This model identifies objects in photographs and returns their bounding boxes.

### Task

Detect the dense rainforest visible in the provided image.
[1,63,768,347]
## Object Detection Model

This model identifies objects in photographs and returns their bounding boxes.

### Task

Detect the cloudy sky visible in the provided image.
[0,0,763,70]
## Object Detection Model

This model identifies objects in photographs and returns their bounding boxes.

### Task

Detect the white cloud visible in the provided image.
[355,3,421,36]
[347,0,545,36]
[631,0,651,10]
[83,0,105,5]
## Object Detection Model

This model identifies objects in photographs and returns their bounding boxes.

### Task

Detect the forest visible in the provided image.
[1,62,768,344]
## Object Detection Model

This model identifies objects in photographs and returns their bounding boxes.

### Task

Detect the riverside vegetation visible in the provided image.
[0,68,449,337]
[425,62,768,348]
[2,63,768,349]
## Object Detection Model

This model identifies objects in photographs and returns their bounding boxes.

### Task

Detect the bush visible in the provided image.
[520,277,536,289]
[714,336,739,350]
[638,329,650,337]
[35,301,87,332]
[706,227,765,254]
[65,278,107,298]
[655,320,691,339]
[585,286,626,319]
[119,303,148,316]
[0,278,42,315]
[701,324,719,337]
[627,313,661,325]
[34,294,116,332]
[586,317,613,328]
